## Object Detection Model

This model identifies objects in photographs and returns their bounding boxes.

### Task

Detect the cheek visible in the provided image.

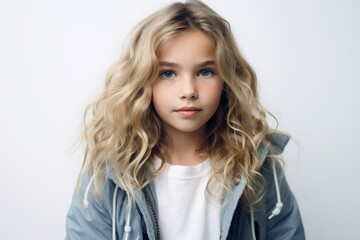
[208,82,224,106]
[151,89,160,111]
[152,84,168,113]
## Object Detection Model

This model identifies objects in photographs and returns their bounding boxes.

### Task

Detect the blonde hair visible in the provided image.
[80,0,279,205]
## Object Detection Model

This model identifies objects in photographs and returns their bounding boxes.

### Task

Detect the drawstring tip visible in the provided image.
[83,200,89,208]
[124,226,132,233]
[268,202,283,219]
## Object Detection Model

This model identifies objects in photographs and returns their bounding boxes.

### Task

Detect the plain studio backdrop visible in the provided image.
[1,0,359,239]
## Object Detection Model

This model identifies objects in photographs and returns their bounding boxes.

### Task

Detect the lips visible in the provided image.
[174,107,201,117]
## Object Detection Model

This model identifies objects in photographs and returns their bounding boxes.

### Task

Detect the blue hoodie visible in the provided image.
[65,133,305,240]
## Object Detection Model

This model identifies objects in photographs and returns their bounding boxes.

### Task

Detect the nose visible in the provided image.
[179,75,198,100]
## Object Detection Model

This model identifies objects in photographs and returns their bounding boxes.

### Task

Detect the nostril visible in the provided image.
[180,90,199,100]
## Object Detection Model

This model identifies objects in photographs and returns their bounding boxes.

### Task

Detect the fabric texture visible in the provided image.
[154,158,221,240]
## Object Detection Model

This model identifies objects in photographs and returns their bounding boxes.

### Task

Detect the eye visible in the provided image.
[198,69,213,77]
[160,70,176,79]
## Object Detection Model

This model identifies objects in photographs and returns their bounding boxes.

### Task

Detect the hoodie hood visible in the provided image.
[258,133,290,165]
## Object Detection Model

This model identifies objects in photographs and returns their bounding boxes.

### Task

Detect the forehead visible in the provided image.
[158,29,216,62]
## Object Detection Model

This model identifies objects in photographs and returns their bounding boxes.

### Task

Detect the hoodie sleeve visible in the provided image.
[65,174,113,240]
[263,160,306,240]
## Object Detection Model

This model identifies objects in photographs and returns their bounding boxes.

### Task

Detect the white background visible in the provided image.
[1,0,359,239]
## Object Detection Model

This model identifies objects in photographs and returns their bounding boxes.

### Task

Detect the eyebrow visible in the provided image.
[159,60,216,68]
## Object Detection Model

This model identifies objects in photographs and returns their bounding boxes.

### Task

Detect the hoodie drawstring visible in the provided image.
[124,201,132,240]
[268,161,283,219]
[112,186,119,240]
[83,176,132,240]
[250,206,257,240]
[250,161,284,240]
[83,176,95,208]
[112,185,132,240]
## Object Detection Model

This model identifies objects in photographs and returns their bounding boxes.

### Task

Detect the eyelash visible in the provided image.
[198,69,214,77]
[159,69,215,79]
[159,70,176,79]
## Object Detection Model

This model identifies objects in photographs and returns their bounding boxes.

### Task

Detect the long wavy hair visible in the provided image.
[80,0,279,206]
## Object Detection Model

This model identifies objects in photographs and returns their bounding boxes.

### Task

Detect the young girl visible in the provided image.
[66,1,305,239]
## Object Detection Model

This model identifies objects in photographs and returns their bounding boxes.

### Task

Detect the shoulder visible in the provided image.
[79,171,126,208]
[257,133,290,163]
[65,172,127,239]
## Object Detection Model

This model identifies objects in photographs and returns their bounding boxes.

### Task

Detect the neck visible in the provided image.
[164,127,208,166]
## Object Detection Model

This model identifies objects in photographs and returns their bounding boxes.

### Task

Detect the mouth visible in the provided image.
[174,107,201,117]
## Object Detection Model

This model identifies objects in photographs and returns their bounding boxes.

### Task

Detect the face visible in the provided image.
[152,29,223,138]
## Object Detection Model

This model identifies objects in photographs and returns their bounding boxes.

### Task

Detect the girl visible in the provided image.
[66,1,305,239]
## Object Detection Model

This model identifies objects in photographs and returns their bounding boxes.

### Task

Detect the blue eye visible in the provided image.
[160,71,176,79]
[198,69,213,77]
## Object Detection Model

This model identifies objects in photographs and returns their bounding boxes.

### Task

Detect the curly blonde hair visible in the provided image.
[80,0,279,205]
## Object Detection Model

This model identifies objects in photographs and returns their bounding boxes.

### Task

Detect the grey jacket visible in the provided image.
[65,134,305,240]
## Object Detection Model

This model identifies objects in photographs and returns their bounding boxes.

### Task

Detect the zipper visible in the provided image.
[143,188,160,240]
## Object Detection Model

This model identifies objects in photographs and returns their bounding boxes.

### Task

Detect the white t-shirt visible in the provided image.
[153,158,221,240]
